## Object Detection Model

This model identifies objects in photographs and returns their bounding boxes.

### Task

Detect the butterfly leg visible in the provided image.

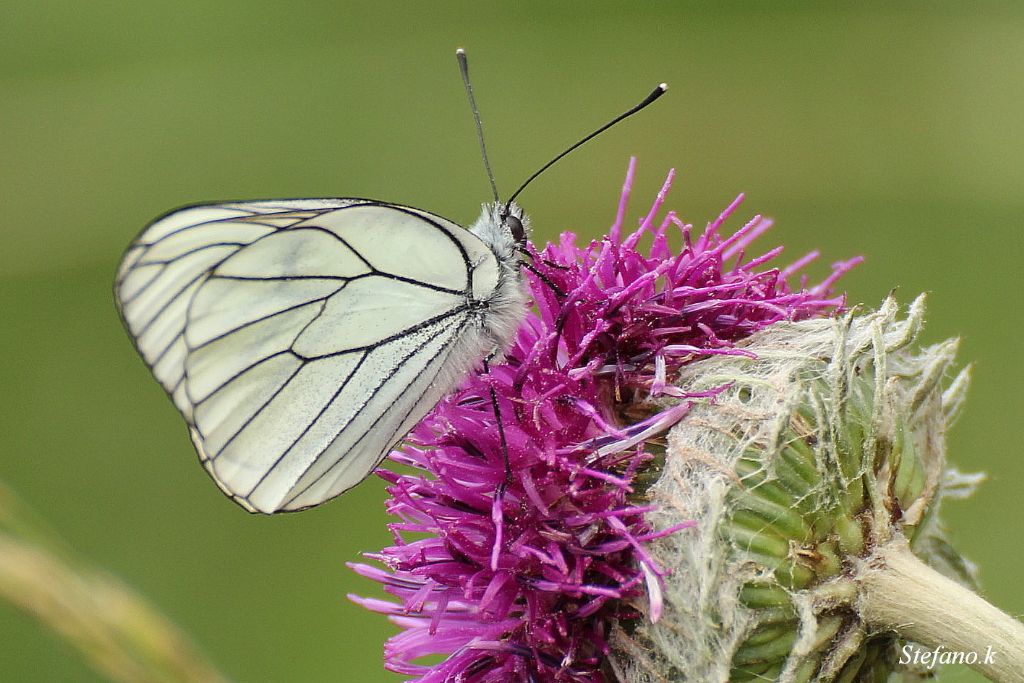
[482,352,513,571]
[481,354,512,487]
[521,258,566,299]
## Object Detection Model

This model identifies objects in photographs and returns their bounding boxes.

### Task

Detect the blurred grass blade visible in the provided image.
[0,482,232,683]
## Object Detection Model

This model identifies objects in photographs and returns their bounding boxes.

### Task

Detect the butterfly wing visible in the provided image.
[116,199,366,416]
[116,200,503,513]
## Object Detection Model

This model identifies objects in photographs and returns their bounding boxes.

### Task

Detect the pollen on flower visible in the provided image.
[348,158,860,682]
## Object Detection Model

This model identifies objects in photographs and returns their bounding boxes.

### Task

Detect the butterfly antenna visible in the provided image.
[505,83,668,210]
[457,48,500,204]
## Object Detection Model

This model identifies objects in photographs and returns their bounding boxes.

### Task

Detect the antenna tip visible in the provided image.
[658,82,668,91]
[456,47,466,56]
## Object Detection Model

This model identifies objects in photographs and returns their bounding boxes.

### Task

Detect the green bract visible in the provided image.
[611,296,978,682]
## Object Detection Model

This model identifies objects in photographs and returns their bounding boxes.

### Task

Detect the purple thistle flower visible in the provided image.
[349,159,861,682]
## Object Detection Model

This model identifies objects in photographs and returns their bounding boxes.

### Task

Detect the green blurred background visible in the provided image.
[2,3,1021,682]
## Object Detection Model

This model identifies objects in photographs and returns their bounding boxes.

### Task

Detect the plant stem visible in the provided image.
[858,537,1024,683]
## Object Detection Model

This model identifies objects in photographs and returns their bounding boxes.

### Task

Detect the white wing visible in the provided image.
[116,200,504,513]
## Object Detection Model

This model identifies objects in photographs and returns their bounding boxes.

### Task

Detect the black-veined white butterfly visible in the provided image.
[115,49,665,513]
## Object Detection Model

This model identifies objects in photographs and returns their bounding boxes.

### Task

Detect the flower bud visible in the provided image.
[611,296,978,682]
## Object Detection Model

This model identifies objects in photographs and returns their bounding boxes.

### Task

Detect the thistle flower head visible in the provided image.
[350,159,859,682]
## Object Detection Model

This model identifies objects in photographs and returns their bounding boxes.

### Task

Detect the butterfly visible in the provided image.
[115,197,528,513]
[115,49,665,513]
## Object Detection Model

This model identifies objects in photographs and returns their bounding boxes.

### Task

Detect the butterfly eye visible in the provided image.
[505,215,526,245]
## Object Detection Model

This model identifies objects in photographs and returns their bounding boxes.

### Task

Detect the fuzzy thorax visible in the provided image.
[467,201,530,359]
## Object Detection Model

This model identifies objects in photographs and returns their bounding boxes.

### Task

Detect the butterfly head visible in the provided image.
[499,203,528,246]
[470,201,530,264]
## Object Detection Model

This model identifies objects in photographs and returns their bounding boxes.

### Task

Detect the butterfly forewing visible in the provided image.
[116,199,504,513]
